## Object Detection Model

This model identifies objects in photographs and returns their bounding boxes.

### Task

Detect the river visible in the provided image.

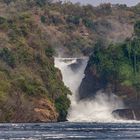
[1,122,140,139]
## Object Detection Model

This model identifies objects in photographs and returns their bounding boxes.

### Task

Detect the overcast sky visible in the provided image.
[65,0,140,6]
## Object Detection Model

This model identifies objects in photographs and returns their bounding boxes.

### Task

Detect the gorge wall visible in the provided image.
[79,22,140,120]
[55,58,125,122]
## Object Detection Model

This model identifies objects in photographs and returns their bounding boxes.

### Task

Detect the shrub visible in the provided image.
[40,15,46,23]
[0,17,7,25]
[0,48,16,68]
[16,47,32,64]
[2,0,13,5]
[66,16,80,25]
[55,95,70,121]
[50,15,63,25]
[0,71,10,99]
[35,0,51,7]
[82,18,94,29]
[45,47,55,57]
[134,20,140,36]
[17,76,47,96]
[0,17,8,30]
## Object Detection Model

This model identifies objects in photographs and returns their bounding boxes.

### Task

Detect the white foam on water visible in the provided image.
[54,57,139,123]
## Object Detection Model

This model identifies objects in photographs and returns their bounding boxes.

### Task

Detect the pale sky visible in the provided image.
[65,0,140,6]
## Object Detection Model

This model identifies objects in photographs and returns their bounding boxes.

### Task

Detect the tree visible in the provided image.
[40,15,46,23]
[35,0,52,7]
[3,0,13,5]
[99,3,112,15]
[134,20,140,36]
[0,48,16,68]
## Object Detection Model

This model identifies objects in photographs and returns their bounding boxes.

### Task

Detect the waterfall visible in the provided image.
[54,57,124,122]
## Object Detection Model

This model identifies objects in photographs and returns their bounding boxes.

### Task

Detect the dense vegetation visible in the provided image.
[84,21,140,107]
[0,0,72,122]
[0,0,139,56]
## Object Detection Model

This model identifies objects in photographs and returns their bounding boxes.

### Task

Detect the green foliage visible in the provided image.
[0,17,7,24]
[82,18,94,29]
[134,20,140,36]
[66,16,80,25]
[45,47,55,57]
[0,8,71,121]
[35,0,46,7]
[0,48,16,68]
[50,15,63,25]
[133,75,140,91]
[89,30,140,91]
[16,76,47,96]
[7,14,32,42]
[0,71,10,99]
[55,95,70,121]
[0,17,8,30]
[133,3,140,14]
[35,0,51,7]
[40,15,46,23]
[16,47,32,64]
[2,0,14,5]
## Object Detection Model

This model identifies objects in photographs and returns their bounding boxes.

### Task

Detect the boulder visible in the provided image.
[68,59,83,72]
[112,109,140,120]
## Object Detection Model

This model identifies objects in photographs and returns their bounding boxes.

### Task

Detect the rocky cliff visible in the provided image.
[79,21,140,120]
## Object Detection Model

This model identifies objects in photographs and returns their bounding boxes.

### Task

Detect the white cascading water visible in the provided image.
[54,57,124,122]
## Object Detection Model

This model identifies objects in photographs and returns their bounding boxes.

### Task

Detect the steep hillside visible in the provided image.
[0,1,71,122]
[2,0,138,57]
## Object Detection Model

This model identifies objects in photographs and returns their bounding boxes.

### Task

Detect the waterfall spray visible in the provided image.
[54,57,124,122]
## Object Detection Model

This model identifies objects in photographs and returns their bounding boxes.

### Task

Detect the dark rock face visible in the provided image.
[79,66,108,100]
[79,60,140,120]
[68,59,83,72]
[79,63,140,107]
[112,109,140,120]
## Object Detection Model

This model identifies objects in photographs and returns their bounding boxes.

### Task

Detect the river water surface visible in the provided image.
[1,122,140,139]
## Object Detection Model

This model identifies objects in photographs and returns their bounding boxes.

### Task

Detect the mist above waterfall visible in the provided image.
[54,57,124,122]
[68,92,124,122]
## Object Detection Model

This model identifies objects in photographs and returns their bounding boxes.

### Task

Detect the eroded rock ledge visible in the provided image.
[112,109,140,120]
